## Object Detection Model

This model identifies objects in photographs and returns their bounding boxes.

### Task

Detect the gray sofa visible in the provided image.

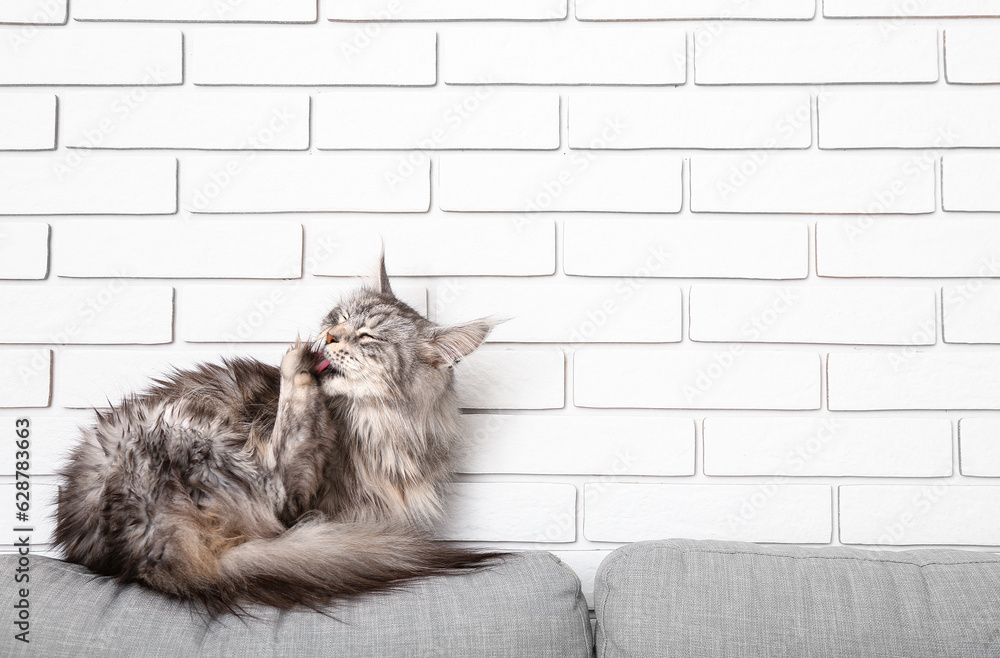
[5,540,1000,657]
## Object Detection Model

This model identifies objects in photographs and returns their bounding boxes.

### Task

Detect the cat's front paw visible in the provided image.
[281,339,317,387]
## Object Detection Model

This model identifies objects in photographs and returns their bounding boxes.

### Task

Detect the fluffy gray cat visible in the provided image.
[54,260,501,614]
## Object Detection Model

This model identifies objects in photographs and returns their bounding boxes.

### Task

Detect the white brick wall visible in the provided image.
[61,92,311,150]
[191,28,436,86]
[943,155,1000,211]
[689,285,936,345]
[0,29,182,85]
[0,1,67,24]
[690,154,936,214]
[3,5,1000,609]
[0,157,177,214]
[74,0,318,22]
[577,0,815,20]
[825,1,1000,17]
[0,94,56,150]
[693,25,938,85]
[0,223,49,279]
[328,1,568,22]
[441,27,686,85]
[439,154,683,212]
[945,28,1000,83]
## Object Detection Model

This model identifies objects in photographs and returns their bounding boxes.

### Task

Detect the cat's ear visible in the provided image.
[372,246,393,295]
[422,319,496,367]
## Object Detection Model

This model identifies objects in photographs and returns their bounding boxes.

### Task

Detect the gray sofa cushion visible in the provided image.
[595,539,1000,658]
[4,551,592,657]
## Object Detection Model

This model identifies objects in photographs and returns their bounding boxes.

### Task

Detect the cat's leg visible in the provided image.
[268,340,338,524]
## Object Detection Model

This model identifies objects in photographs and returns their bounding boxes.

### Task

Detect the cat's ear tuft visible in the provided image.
[372,245,393,295]
[423,318,497,367]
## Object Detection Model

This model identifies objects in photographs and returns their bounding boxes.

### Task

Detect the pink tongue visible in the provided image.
[315,359,331,374]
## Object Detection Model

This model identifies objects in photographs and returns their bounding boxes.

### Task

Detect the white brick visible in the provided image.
[689,285,937,345]
[828,353,1000,411]
[192,28,435,86]
[579,0,814,19]
[442,27,685,85]
[0,94,55,150]
[184,155,428,213]
[0,222,48,280]
[329,0,567,21]
[574,349,820,410]
[0,157,176,215]
[549,550,609,608]
[62,92,309,150]
[0,286,172,344]
[309,216,555,277]
[0,29,181,85]
[704,417,953,477]
[943,155,1000,212]
[181,284,427,342]
[54,220,302,279]
[0,350,50,408]
[315,91,558,150]
[436,282,682,343]
[458,415,694,475]
[440,154,682,213]
[959,419,1000,477]
[440,483,576,543]
[826,0,1000,17]
[694,25,938,85]
[0,415,88,475]
[944,284,1000,344]
[585,483,832,543]
[821,90,1000,148]
[75,0,316,21]
[840,485,1000,546]
[690,155,936,214]
[456,348,564,410]
[817,219,1000,278]
[946,28,1000,84]
[564,218,808,280]
[55,349,284,409]
[570,90,811,150]
[2,483,57,545]
[0,0,66,23]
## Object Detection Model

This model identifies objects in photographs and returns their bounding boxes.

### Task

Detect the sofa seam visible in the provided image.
[665,547,1000,569]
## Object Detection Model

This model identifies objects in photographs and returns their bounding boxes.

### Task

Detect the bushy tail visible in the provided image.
[183,519,504,615]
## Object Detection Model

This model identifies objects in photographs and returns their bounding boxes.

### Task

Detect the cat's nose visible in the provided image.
[326,327,350,344]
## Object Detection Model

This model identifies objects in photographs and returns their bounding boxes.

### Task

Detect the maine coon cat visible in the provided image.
[54,260,500,613]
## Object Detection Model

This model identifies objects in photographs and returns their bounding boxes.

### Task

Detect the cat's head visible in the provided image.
[310,256,493,404]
